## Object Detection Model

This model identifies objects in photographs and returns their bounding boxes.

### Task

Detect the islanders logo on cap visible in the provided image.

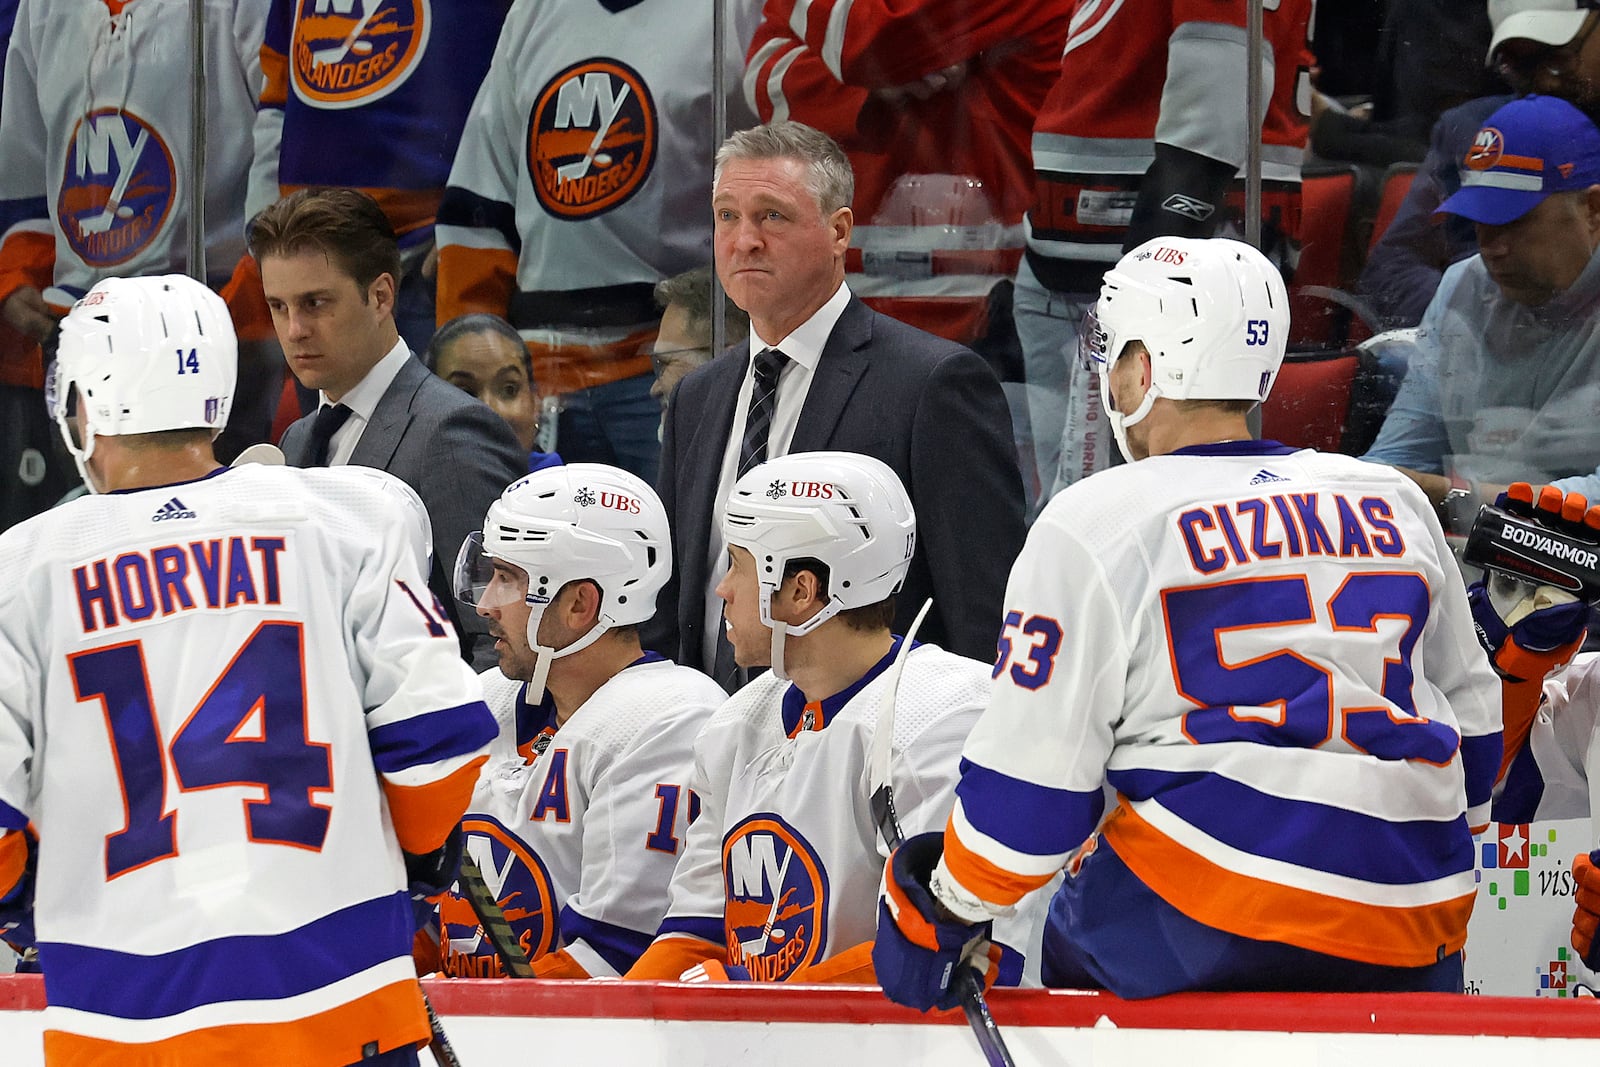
[438,814,559,978]
[1465,126,1508,171]
[57,109,175,268]
[291,0,430,109]
[721,814,829,981]
[526,58,657,221]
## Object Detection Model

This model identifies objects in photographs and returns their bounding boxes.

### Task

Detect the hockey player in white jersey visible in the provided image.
[626,451,1046,986]
[875,236,1504,1006]
[427,463,726,978]
[0,275,496,1066]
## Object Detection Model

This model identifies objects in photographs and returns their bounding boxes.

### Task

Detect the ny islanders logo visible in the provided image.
[527,58,656,221]
[721,814,829,981]
[291,0,430,108]
[58,109,175,268]
[1464,127,1506,171]
[438,815,558,977]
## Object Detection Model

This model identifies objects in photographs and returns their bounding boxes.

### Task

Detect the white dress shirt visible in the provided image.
[700,281,853,670]
[320,338,411,466]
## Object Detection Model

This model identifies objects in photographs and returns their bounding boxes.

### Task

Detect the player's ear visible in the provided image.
[368,271,398,318]
[571,579,604,629]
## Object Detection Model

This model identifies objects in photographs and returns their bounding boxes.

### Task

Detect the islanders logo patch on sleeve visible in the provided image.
[291,0,430,108]
[721,814,830,981]
[526,58,657,221]
[57,109,175,268]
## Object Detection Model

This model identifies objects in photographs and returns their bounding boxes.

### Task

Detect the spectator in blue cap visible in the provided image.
[1364,94,1600,533]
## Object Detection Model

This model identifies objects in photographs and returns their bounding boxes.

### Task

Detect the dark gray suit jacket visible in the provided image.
[647,296,1026,670]
[281,354,526,668]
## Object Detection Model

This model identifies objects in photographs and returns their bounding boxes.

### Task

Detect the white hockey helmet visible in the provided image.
[723,451,915,677]
[454,463,671,698]
[48,274,236,491]
[1079,236,1288,457]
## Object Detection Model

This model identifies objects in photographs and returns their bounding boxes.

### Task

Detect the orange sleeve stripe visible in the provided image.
[942,814,1059,907]
[1497,677,1549,784]
[531,947,591,979]
[883,871,940,951]
[0,322,42,390]
[43,979,429,1067]
[435,245,517,326]
[258,44,289,109]
[219,255,276,344]
[0,832,27,901]
[623,935,726,980]
[0,229,57,307]
[787,940,876,984]
[382,756,486,855]
[1100,801,1474,968]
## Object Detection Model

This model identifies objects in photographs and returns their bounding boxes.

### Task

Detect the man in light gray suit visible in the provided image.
[251,188,525,669]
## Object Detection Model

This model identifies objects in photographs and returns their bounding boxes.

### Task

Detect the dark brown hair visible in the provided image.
[247,188,401,293]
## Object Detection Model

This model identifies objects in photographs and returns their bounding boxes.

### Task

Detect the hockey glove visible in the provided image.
[1572,849,1600,969]
[1466,483,1598,684]
[404,824,464,932]
[874,832,998,1013]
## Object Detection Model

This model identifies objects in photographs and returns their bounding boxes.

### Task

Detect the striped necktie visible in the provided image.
[737,348,788,480]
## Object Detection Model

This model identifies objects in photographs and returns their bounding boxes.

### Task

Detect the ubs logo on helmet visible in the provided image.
[438,815,559,978]
[291,0,429,108]
[721,814,829,981]
[1465,127,1505,171]
[58,109,175,268]
[527,58,657,221]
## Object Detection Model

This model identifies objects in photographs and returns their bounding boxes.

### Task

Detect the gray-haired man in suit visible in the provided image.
[648,122,1026,687]
[252,188,525,669]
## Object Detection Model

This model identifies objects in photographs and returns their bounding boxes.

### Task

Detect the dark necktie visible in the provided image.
[306,403,353,467]
[737,348,788,480]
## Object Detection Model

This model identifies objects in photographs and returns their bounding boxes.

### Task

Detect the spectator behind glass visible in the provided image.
[1363,96,1600,533]
[435,0,758,485]
[0,0,276,466]
[227,0,513,368]
[251,187,526,670]
[1013,0,1314,512]
[425,313,560,473]
[1309,0,1505,167]
[649,266,749,412]
[1359,0,1600,328]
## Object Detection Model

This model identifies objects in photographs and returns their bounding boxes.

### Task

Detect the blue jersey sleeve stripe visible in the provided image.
[39,891,412,1019]
[369,701,497,774]
[1459,732,1504,810]
[1490,744,1547,825]
[1107,767,1476,885]
[558,906,654,975]
[0,196,49,235]
[955,758,1104,857]
[0,799,28,831]
[656,915,723,944]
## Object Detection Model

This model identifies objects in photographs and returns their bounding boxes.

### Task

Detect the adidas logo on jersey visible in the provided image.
[1248,469,1288,485]
[152,497,196,522]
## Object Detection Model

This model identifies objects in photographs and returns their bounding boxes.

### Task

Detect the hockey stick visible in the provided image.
[457,855,536,978]
[424,992,463,1067]
[311,1,384,66]
[868,599,1016,1067]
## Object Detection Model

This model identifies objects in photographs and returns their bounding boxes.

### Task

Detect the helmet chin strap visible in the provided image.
[522,599,611,703]
[762,588,837,684]
[1100,365,1159,462]
[56,413,103,494]
[768,620,790,682]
